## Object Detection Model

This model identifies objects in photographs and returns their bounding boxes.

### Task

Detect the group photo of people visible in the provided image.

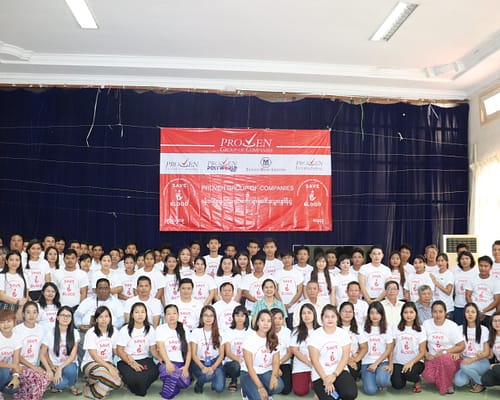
[0,233,498,400]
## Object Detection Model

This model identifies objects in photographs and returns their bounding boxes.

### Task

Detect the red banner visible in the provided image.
[159,128,332,231]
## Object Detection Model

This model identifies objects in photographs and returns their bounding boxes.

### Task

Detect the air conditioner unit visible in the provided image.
[442,234,478,265]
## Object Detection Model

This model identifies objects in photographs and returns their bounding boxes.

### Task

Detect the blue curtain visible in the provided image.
[0,88,468,257]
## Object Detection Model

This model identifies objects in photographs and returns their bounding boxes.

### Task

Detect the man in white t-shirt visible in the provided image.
[262,238,283,275]
[293,245,313,285]
[124,275,162,328]
[173,278,202,332]
[54,249,88,308]
[491,240,500,280]
[466,255,500,326]
[213,282,240,329]
[203,236,223,277]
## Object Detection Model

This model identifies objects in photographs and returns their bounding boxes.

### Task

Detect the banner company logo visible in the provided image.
[219,133,272,152]
[207,159,238,172]
[296,158,324,171]
[165,158,199,171]
[260,157,272,168]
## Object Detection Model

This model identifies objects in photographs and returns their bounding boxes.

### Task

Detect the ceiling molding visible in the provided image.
[0,72,468,100]
[0,41,33,61]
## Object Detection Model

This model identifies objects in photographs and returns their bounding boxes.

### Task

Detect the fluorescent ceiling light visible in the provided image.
[370,2,418,41]
[483,92,500,116]
[65,0,98,29]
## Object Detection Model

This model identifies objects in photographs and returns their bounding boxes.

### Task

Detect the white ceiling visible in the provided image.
[1,0,499,100]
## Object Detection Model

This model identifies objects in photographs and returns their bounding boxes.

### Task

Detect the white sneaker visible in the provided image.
[240,388,248,400]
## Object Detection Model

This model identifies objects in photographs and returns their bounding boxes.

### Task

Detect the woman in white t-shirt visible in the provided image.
[117,254,137,305]
[338,301,367,381]
[431,253,455,318]
[222,305,249,393]
[23,240,51,301]
[81,306,122,399]
[190,304,225,394]
[308,304,357,400]
[0,309,22,396]
[191,257,217,306]
[156,304,191,399]
[240,309,284,400]
[116,302,159,396]
[37,282,61,329]
[482,311,500,387]
[290,303,320,396]
[13,301,52,400]
[162,254,181,305]
[391,301,426,392]
[272,308,292,395]
[453,303,490,393]
[0,251,28,320]
[40,306,81,395]
[422,300,465,395]
[360,301,394,395]
[453,251,477,326]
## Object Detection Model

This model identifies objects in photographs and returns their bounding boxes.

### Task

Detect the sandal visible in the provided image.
[70,386,83,396]
[50,387,63,393]
[470,384,486,393]
[445,386,455,395]
[228,383,237,392]
[412,381,422,393]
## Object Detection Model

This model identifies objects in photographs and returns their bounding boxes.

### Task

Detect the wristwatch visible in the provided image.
[442,350,447,354]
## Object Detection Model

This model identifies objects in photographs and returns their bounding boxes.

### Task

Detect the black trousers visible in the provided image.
[391,362,425,389]
[117,357,158,396]
[347,361,361,381]
[482,364,500,386]
[313,370,357,400]
[280,364,292,394]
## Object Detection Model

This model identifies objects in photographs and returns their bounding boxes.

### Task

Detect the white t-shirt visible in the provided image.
[240,273,272,310]
[190,328,221,361]
[81,329,118,367]
[213,300,240,330]
[124,295,163,324]
[222,328,248,364]
[42,328,80,366]
[274,268,304,313]
[403,263,416,276]
[0,332,22,363]
[492,335,500,361]
[340,326,367,357]
[180,266,194,279]
[465,275,500,316]
[241,330,279,374]
[54,268,88,307]
[362,326,393,364]
[293,264,313,285]
[308,327,351,381]
[214,275,242,301]
[91,270,122,291]
[332,272,358,305]
[352,300,369,328]
[391,325,426,365]
[460,325,489,358]
[425,265,439,275]
[24,258,50,291]
[389,270,404,299]
[203,255,223,278]
[191,274,217,303]
[131,269,165,298]
[13,323,45,365]
[454,268,478,308]
[432,270,455,313]
[404,272,435,302]
[117,325,156,360]
[290,329,314,373]
[315,271,331,304]
[276,326,292,365]
[172,298,202,332]
[163,274,181,305]
[74,296,125,328]
[264,258,284,276]
[359,263,391,299]
[38,304,59,328]
[492,263,500,280]
[156,323,190,363]
[0,272,26,299]
[118,271,138,305]
[423,319,462,355]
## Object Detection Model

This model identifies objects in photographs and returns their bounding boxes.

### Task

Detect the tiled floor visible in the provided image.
[34,379,500,399]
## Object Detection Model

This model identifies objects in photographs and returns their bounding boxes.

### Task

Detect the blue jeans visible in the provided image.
[191,360,225,393]
[53,363,78,390]
[0,367,20,394]
[361,361,391,395]
[223,360,241,384]
[240,370,284,400]
[454,358,490,386]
